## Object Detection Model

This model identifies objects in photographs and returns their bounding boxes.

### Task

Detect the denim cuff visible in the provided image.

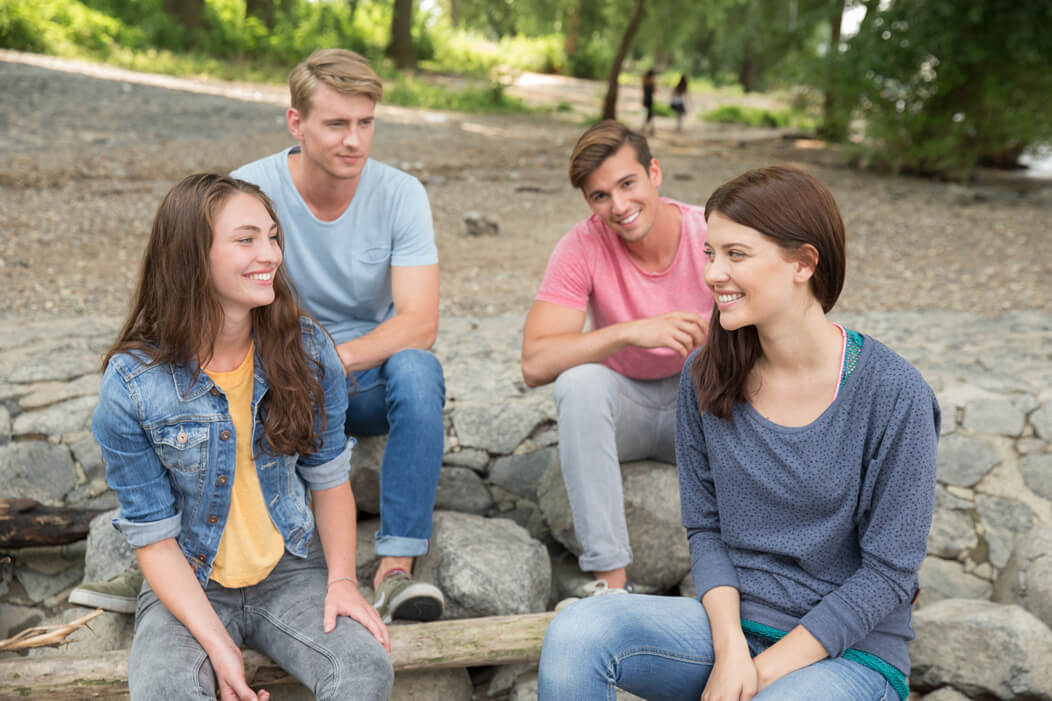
[299,437,355,491]
[374,533,431,558]
[112,512,181,549]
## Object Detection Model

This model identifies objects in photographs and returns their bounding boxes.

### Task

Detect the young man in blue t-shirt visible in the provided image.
[69,49,446,623]
[232,49,445,623]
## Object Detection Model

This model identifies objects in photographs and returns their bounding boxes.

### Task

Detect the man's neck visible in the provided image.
[623,199,682,273]
[288,150,362,222]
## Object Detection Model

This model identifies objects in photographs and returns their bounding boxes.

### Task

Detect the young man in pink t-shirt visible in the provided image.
[522,120,713,598]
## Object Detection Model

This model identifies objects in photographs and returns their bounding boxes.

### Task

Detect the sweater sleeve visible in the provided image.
[799,365,940,658]
[675,356,741,598]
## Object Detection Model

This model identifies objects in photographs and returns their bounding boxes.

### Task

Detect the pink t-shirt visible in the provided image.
[536,198,712,380]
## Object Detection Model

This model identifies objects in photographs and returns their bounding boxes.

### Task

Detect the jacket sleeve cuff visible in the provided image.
[112,513,181,549]
[298,437,354,491]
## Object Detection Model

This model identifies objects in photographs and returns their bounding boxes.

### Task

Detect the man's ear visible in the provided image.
[648,158,663,188]
[794,243,819,282]
[286,107,303,141]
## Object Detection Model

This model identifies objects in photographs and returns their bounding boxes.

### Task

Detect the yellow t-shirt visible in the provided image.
[206,344,285,588]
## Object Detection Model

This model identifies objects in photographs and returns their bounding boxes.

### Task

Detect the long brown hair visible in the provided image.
[105,173,326,457]
[691,165,846,419]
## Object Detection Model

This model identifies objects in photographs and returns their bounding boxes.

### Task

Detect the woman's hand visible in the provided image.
[324,579,391,652]
[210,638,269,701]
[701,640,758,701]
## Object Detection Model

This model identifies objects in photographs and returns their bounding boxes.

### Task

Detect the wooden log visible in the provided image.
[0,498,106,548]
[0,612,556,700]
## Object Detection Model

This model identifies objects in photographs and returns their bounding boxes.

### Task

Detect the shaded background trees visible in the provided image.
[2,0,1049,178]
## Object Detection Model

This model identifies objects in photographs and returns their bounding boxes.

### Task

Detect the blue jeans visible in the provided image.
[538,595,892,701]
[344,349,445,558]
[129,541,393,700]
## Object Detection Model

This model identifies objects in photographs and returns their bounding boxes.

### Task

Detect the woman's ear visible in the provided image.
[794,244,819,283]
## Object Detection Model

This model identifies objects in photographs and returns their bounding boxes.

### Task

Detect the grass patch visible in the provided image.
[703,104,816,130]
[384,75,532,115]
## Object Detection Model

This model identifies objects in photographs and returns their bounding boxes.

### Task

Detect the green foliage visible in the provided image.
[703,104,816,129]
[425,25,565,77]
[384,75,531,114]
[1,0,129,54]
[833,0,1052,177]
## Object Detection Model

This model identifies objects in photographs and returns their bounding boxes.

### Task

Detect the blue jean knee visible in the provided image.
[345,348,445,558]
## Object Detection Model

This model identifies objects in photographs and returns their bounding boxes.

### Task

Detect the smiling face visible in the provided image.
[287,83,375,183]
[581,144,664,244]
[703,211,816,331]
[209,192,282,319]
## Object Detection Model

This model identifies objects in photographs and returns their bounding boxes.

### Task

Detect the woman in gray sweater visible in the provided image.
[538,165,939,701]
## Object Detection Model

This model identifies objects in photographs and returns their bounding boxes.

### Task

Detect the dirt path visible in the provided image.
[1,50,1050,322]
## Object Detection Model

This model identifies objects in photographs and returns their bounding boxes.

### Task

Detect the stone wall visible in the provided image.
[2,311,1051,700]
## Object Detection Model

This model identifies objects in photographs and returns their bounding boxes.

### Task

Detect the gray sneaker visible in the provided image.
[68,566,143,614]
[372,570,444,624]
[555,579,634,612]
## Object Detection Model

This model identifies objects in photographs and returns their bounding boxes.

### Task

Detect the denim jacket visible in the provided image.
[93,318,351,586]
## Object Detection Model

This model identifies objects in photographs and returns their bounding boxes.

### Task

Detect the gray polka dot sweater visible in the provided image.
[676,336,940,675]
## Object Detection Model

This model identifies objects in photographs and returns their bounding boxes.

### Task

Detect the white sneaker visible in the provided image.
[554,579,634,612]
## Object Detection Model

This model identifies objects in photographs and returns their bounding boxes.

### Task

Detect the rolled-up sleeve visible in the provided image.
[296,324,353,491]
[93,364,181,548]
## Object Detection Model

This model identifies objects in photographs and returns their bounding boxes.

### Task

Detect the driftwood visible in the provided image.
[0,611,556,700]
[0,498,106,548]
[0,609,104,651]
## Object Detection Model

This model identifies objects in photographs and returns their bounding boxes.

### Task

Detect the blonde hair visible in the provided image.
[289,49,383,117]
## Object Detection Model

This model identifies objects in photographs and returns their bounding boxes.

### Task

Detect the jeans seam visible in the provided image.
[248,605,340,698]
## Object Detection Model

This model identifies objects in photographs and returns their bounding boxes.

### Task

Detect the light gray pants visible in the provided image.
[128,537,393,701]
[553,363,678,572]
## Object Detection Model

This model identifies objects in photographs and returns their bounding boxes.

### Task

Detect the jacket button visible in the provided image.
[207,515,218,524]
[210,387,220,396]
[217,475,228,485]
[220,430,231,441]
[197,554,207,562]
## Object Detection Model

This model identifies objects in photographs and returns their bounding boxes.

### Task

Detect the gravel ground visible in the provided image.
[2,53,1050,322]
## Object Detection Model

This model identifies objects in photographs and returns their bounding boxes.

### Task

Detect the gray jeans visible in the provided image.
[553,363,678,572]
[128,537,393,701]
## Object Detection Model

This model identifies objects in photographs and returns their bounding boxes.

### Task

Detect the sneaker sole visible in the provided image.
[68,588,137,614]
[389,582,444,622]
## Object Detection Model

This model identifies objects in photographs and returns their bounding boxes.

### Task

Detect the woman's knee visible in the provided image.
[318,636,394,701]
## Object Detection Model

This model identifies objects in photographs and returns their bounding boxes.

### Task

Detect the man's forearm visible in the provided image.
[521,321,634,387]
[337,311,438,374]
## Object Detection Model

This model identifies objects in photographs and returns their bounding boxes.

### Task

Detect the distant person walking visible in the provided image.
[641,69,657,135]
[670,74,688,132]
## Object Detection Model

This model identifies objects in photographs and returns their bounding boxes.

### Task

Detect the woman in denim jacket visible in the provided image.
[93,174,393,700]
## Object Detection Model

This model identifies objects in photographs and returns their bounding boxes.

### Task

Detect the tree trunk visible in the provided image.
[245,0,274,29]
[450,0,459,28]
[601,0,646,121]
[0,613,557,699]
[0,499,106,548]
[387,0,417,69]
[820,0,847,140]
[738,53,757,93]
[163,0,204,28]
[564,0,581,59]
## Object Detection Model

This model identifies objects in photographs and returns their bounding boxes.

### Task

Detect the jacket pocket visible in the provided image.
[151,423,209,473]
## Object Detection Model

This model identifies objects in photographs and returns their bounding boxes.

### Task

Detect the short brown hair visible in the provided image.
[568,120,653,190]
[289,49,383,117]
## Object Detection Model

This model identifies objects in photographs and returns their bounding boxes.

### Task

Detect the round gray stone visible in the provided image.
[82,508,136,582]
[0,440,77,505]
[435,466,493,515]
[452,401,545,455]
[961,398,1025,436]
[976,495,1036,569]
[916,556,992,609]
[1019,453,1052,500]
[936,434,1000,487]
[489,447,558,502]
[12,394,97,437]
[926,506,978,559]
[993,525,1052,630]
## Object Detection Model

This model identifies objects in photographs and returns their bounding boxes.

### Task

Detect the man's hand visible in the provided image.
[323,579,391,652]
[625,311,709,358]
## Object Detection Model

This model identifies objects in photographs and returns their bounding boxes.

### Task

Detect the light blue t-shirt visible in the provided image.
[232,146,438,344]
